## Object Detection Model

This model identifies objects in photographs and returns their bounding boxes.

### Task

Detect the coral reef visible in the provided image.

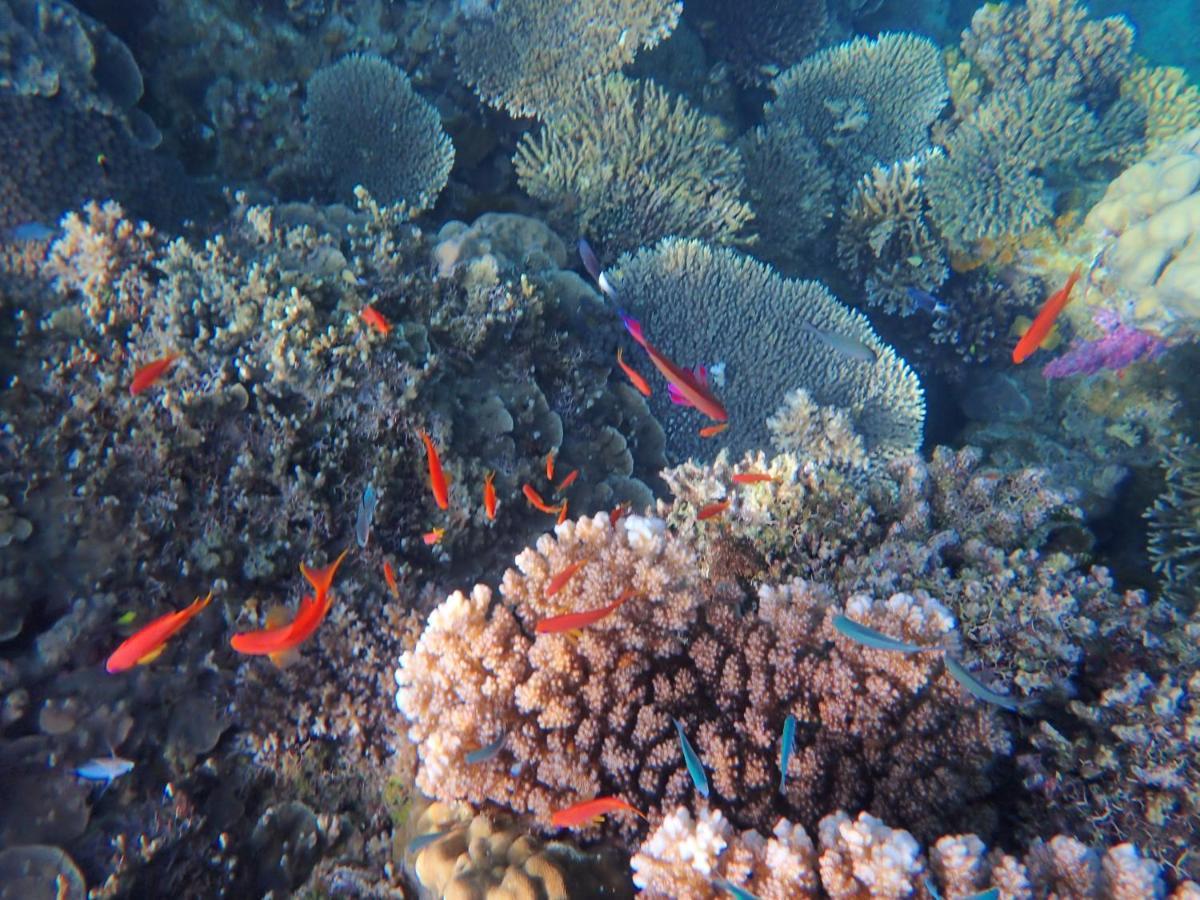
[305,54,454,211]
[766,388,868,470]
[1147,439,1200,608]
[609,238,924,462]
[453,0,682,119]
[687,0,829,86]
[513,75,753,259]
[763,33,948,187]
[1121,65,1200,151]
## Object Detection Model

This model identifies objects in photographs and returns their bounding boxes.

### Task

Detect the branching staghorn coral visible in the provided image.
[764,32,948,186]
[689,0,829,86]
[1147,438,1200,609]
[305,54,454,211]
[453,0,681,119]
[513,75,753,259]
[609,238,924,463]
[1121,65,1200,151]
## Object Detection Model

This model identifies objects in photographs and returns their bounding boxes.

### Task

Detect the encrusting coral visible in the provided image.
[609,238,925,463]
[305,54,454,211]
[453,0,681,119]
[513,75,754,260]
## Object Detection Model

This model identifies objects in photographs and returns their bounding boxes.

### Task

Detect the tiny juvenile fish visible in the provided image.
[75,755,135,789]
[422,526,445,546]
[465,734,506,765]
[832,614,941,654]
[801,323,877,363]
[550,795,646,828]
[697,499,730,521]
[732,472,772,485]
[545,450,556,481]
[483,471,497,520]
[556,499,569,525]
[616,347,652,397]
[355,483,378,549]
[129,353,180,396]
[609,504,630,526]
[555,469,579,494]
[944,656,1032,713]
[106,591,212,673]
[712,879,762,900]
[699,423,728,438]
[418,429,450,510]
[383,561,400,599]
[361,305,392,336]
[779,714,796,793]
[905,287,950,316]
[673,718,710,798]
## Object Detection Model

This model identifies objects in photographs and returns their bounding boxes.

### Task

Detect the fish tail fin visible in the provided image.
[300,549,349,599]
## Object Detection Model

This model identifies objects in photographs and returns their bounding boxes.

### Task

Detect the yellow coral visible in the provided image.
[1122,64,1200,150]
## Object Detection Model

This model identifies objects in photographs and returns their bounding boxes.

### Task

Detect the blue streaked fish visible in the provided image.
[905,287,950,316]
[465,733,506,765]
[74,754,135,789]
[801,322,877,363]
[945,656,1033,713]
[8,221,55,242]
[355,483,378,549]
[672,718,709,798]
[779,714,796,793]
[407,829,452,854]
[712,878,761,900]
[832,614,942,654]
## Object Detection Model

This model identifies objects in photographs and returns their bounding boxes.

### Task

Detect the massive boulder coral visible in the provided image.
[513,76,753,259]
[609,238,924,463]
[453,0,681,119]
[396,510,1009,845]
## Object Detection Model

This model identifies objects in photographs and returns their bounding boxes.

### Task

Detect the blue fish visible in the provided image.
[8,221,55,242]
[672,718,709,798]
[905,287,950,316]
[355,483,378,549]
[465,734,506,765]
[407,829,451,854]
[833,614,941,654]
[74,754,135,796]
[712,878,761,900]
[944,656,1034,713]
[779,714,796,793]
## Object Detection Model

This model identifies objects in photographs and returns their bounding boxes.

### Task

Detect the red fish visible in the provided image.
[105,591,212,673]
[129,353,179,396]
[698,499,730,521]
[550,796,647,828]
[556,499,569,525]
[483,471,497,520]
[361,305,392,336]
[523,484,560,515]
[545,451,556,481]
[545,559,588,597]
[230,591,331,656]
[555,469,579,494]
[699,423,728,439]
[609,504,630,526]
[536,588,636,634]
[383,561,400,599]
[616,347,652,397]
[621,314,727,422]
[732,472,773,484]
[299,549,349,602]
[1013,265,1082,364]
[423,527,445,546]
[419,430,450,510]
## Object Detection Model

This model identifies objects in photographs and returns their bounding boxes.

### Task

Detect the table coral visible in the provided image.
[453,0,681,119]
[513,75,753,259]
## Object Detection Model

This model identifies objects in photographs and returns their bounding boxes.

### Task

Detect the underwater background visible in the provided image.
[1,0,1199,897]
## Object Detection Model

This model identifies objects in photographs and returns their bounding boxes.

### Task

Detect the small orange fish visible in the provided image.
[523,484,559,515]
[557,499,569,525]
[361,305,392,336]
[609,504,630,526]
[299,549,349,602]
[546,451,556,481]
[555,469,579,494]
[537,588,636,634]
[550,796,647,828]
[423,527,445,546]
[230,591,332,657]
[546,559,589,597]
[129,353,179,396]
[732,472,773,485]
[1013,265,1082,364]
[419,429,450,510]
[483,471,497,520]
[697,499,731,521]
[616,347,652,397]
[383,561,400,598]
[105,591,212,673]
[699,423,728,439]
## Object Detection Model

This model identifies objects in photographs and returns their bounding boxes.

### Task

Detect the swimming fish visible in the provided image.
[578,238,619,302]
[616,347,653,397]
[556,499,569,525]
[621,313,728,423]
[361,305,392,336]
[697,499,730,521]
[1013,264,1082,364]
[105,591,213,673]
[300,549,350,602]
[924,879,998,900]
[545,451,556,481]
[550,795,646,828]
[483,471,497,520]
[555,469,579,494]
[673,718,710,797]
[523,484,560,515]
[905,287,950,316]
[383,561,400,599]
[832,614,942,654]
[545,559,588,597]
[712,879,762,900]
[422,527,445,546]
[732,472,773,485]
[779,714,796,793]
[129,353,180,396]
[407,829,452,854]
[465,734,507,765]
[944,656,1032,713]
[74,754,135,791]
[699,423,728,439]
[355,483,378,549]
[230,592,331,657]
[536,588,636,635]
[8,221,55,242]
[609,504,630,526]
[801,323,877,363]
[418,429,450,510]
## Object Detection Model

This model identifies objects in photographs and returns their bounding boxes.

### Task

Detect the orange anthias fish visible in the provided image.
[1012,265,1083,364]
[361,305,392,336]
[556,499,569,525]
[699,423,728,439]
[616,347,652,397]
[545,451,556,481]
[523,484,560,515]
[609,504,630,526]
[555,469,579,494]
[620,313,728,422]
[483,471,497,520]
[422,527,445,546]
[129,353,179,396]
[732,472,773,485]
[231,549,347,657]
[106,591,212,673]
[383,561,400,599]
[300,549,350,600]
[536,588,637,634]
[545,559,588,597]
[419,429,450,510]
[550,796,647,828]
[698,499,731,521]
